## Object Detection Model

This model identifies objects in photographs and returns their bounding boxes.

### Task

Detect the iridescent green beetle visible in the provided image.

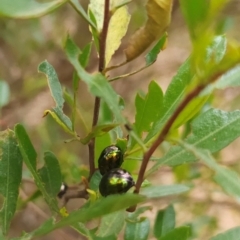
[98,145,123,175]
[99,168,135,197]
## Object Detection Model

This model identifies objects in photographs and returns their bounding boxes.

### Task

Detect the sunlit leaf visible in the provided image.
[105,5,130,66]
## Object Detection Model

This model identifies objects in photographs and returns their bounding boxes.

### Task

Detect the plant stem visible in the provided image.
[134,69,228,193]
[88,0,111,179]
[134,84,205,193]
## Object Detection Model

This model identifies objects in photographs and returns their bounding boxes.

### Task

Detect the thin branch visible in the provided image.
[108,62,154,82]
[134,72,224,194]
[104,61,127,73]
[88,0,111,179]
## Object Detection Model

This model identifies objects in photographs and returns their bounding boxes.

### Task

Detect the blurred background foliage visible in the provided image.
[1,0,240,239]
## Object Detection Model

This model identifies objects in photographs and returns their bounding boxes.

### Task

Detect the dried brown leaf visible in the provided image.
[125,0,173,61]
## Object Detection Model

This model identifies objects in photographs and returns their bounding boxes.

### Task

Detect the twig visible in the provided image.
[108,62,154,82]
[88,0,111,179]
[104,61,127,73]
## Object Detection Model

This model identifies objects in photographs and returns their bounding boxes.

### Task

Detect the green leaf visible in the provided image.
[70,222,91,238]
[38,61,64,109]
[91,234,117,240]
[181,143,240,199]
[0,80,10,108]
[127,206,152,222]
[38,151,62,199]
[140,185,189,199]
[39,61,74,134]
[95,133,112,166]
[130,80,163,149]
[145,58,193,143]
[97,211,125,237]
[14,124,37,170]
[159,226,190,240]
[43,107,74,135]
[171,95,209,129]
[88,8,100,52]
[88,0,104,32]
[64,36,125,123]
[14,124,59,212]
[210,227,240,240]
[89,170,102,191]
[31,194,146,238]
[204,65,240,94]
[206,35,227,64]
[154,205,175,238]
[0,130,22,235]
[135,81,163,134]
[124,218,150,240]
[145,33,167,66]
[80,123,119,145]
[0,0,67,18]
[180,0,209,39]
[148,109,240,174]
[79,42,92,68]
[214,169,240,199]
[105,5,130,66]
[146,35,230,144]
[69,0,96,29]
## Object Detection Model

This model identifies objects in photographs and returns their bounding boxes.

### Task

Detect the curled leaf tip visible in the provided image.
[125,0,173,61]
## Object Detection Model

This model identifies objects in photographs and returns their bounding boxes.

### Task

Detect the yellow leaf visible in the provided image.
[105,5,130,66]
[125,0,173,61]
[89,0,130,32]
